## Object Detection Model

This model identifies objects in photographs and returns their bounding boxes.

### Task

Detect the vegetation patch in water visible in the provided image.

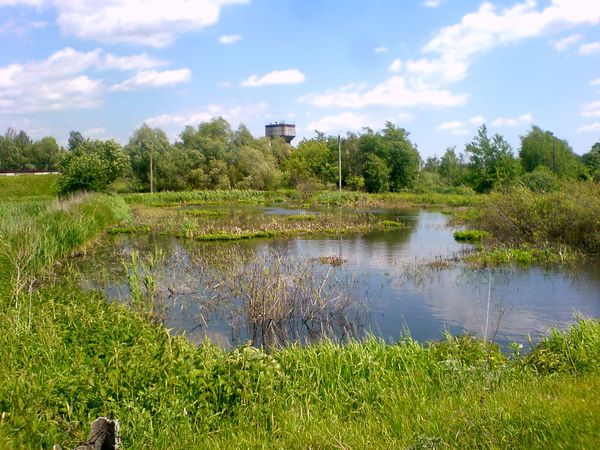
[182,209,226,217]
[285,214,317,221]
[465,245,579,266]
[381,220,407,229]
[453,229,489,242]
[108,225,151,234]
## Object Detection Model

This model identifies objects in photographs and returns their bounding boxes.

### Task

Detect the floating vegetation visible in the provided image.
[316,255,347,267]
[108,225,151,234]
[381,220,407,229]
[182,209,226,217]
[453,229,489,242]
[285,214,317,221]
[465,245,579,267]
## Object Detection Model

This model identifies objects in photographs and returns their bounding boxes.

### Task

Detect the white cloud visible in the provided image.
[491,113,533,127]
[219,34,241,44]
[579,42,600,55]
[301,76,468,109]
[101,53,167,71]
[144,102,269,140]
[0,47,184,113]
[303,0,600,114]
[241,69,306,87]
[437,115,486,135]
[577,122,600,132]
[0,0,249,47]
[591,78,600,86]
[374,46,388,53]
[553,34,582,51]
[469,115,486,125]
[438,121,469,135]
[424,1,600,62]
[83,127,106,137]
[581,100,600,118]
[388,58,402,73]
[307,111,412,134]
[110,69,191,91]
[423,0,443,8]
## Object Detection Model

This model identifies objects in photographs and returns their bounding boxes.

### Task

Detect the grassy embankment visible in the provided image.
[1,175,599,448]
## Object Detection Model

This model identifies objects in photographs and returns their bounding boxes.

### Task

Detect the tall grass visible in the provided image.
[1,285,598,448]
[0,193,129,298]
[1,188,599,448]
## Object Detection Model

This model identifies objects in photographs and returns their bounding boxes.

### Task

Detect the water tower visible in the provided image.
[265,122,296,144]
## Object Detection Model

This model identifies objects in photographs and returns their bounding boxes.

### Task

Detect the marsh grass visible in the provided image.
[128,203,403,241]
[453,229,490,242]
[1,188,600,448]
[190,249,366,349]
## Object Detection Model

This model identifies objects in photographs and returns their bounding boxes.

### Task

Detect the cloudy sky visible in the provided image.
[0,0,599,157]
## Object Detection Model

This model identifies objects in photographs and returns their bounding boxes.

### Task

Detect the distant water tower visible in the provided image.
[265,122,296,144]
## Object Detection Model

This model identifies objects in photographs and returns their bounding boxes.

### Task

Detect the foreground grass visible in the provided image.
[1,284,598,448]
[1,189,599,448]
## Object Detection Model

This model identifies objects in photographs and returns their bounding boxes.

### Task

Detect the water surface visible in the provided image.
[70,207,600,349]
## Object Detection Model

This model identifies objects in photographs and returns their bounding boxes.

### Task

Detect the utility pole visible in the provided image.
[338,135,342,191]
[149,149,154,194]
[552,137,557,175]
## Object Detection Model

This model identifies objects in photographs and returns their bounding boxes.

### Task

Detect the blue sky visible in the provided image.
[0,0,599,157]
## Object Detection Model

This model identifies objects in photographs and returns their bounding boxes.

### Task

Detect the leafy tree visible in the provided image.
[57,140,129,195]
[23,137,62,171]
[125,124,172,189]
[287,139,335,185]
[439,147,463,185]
[363,153,390,193]
[465,124,519,192]
[519,126,587,179]
[381,122,421,190]
[68,131,86,152]
[582,141,600,181]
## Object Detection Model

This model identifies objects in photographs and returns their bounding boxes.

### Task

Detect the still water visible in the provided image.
[70,208,600,349]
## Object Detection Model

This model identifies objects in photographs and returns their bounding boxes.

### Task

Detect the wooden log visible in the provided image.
[73,417,121,450]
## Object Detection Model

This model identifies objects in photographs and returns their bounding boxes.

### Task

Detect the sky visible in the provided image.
[0,0,599,158]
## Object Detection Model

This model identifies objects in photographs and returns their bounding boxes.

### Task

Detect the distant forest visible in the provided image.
[1,118,599,195]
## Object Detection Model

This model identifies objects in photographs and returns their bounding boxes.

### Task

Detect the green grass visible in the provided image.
[123,188,484,210]
[1,187,599,448]
[381,220,406,228]
[453,229,490,242]
[0,174,58,201]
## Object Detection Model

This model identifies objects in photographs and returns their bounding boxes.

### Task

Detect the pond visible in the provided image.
[68,207,600,350]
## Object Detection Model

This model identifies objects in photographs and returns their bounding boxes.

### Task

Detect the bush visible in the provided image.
[478,183,600,253]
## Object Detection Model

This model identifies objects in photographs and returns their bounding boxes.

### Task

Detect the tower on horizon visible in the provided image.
[265,122,296,144]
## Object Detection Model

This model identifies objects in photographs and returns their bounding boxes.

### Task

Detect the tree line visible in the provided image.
[1,118,598,195]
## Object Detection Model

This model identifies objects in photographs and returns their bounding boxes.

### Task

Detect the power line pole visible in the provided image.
[552,137,557,175]
[338,135,342,191]
[149,149,154,194]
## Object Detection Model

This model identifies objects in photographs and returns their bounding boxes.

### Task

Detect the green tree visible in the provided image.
[519,126,587,179]
[125,124,172,189]
[363,153,390,193]
[57,140,129,195]
[286,139,335,185]
[439,147,463,185]
[582,141,600,181]
[68,131,86,152]
[465,125,519,192]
